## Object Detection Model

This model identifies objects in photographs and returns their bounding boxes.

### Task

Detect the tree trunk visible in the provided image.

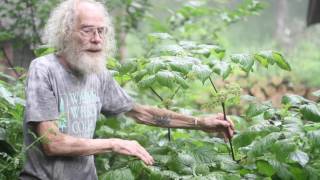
[275,0,291,48]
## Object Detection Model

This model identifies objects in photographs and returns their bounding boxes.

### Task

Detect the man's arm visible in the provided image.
[34,121,154,165]
[126,104,234,138]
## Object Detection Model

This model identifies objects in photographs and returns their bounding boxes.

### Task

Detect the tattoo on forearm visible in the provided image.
[153,115,171,126]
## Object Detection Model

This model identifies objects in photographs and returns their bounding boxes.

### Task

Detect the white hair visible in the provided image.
[42,0,115,57]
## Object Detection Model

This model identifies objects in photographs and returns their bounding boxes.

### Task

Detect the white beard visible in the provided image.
[63,40,106,76]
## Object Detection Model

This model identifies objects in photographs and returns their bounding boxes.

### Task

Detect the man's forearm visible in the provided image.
[36,121,115,156]
[126,104,200,129]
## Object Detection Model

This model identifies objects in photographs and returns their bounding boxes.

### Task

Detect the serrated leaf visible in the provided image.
[194,164,210,176]
[304,123,320,131]
[175,75,189,89]
[300,104,320,122]
[273,51,291,71]
[290,150,309,167]
[107,58,121,70]
[256,160,276,176]
[254,50,275,67]
[218,155,240,172]
[167,152,195,175]
[132,69,148,82]
[138,75,156,89]
[191,64,211,83]
[233,123,280,148]
[282,117,303,134]
[281,94,311,107]
[159,44,185,55]
[118,60,138,74]
[179,41,197,50]
[272,139,297,162]
[211,60,232,79]
[245,103,269,118]
[147,32,173,43]
[155,70,176,88]
[230,53,254,72]
[146,58,167,73]
[102,167,134,180]
[243,132,282,157]
[168,59,193,75]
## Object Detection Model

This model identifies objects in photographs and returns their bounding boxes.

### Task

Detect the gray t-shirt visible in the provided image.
[20,54,133,180]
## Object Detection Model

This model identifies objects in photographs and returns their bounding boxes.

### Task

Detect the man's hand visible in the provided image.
[198,113,235,140]
[110,138,154,165]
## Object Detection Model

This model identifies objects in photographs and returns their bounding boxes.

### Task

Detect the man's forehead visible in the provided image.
[76,2,105,26]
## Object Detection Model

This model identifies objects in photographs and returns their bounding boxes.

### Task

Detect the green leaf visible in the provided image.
[0,84,15,105]
[245,103,269,118]
[34,46,55,57]
[271,139,297,162]
[233,123,280,148]
[307,130,320,147]
[155,70,176,88]
[132,69,148,82]
[230,53,254,72]
[256,160,276,177]
[179,41,197,50]
[300,104,320,122]
[138,75,156,89]
[159,44,185,55]
[194,164,210,176]
[107,57,121,70]
[0,31,14,42]
[243,132,282,158]
[289,150,309,167]
[168,59,193,75]
[167,152,195,175]
[191,64,211,83]
[254,50,275,67]
[146,58,167,73]
[218,155,240,172]
[119,60,138,74]
[273,51,291,71]
[175,75,189,89]
[211,60,232,79]
[102,168,134,180]
[281,94,311,107]
[304,123,320,131]
[191,44,225,59]
[147,32,173,43]
[288,164,307,180]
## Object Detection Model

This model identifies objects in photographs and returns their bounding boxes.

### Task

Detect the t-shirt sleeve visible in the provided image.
[100,71,133,117]
[25,61,59,124]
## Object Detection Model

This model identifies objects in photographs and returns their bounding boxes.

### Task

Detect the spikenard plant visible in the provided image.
[94,27,299,179]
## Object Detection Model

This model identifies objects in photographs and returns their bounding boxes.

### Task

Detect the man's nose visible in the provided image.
[90,31,103,44]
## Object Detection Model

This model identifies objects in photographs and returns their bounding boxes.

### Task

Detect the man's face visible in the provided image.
[64,2,107,75]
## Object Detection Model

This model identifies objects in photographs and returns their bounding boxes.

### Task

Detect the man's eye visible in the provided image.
[82,28,92,33]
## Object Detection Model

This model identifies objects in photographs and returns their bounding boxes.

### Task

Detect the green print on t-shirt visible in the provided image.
[58,89,100,138]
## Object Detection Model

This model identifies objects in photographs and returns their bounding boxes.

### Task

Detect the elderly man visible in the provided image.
[20,0,234,179]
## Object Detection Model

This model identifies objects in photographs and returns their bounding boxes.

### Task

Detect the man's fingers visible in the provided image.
[131,141,154,165]
[227,118,235,130]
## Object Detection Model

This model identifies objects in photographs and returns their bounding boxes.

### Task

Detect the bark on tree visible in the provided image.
[275,0,291,48]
